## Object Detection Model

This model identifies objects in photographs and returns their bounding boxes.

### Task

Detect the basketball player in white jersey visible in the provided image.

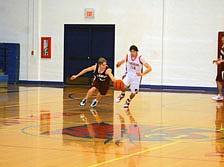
[116,45,152,108]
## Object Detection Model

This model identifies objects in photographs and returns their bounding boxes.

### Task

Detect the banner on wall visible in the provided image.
[41,37,51,58]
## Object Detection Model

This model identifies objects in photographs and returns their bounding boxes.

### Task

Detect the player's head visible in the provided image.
[129,45,138,57]
[221,34,224,45]
[98,57,107,70]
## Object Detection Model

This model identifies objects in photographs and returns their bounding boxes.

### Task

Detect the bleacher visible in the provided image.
[0,47,7,87]
[0,43,20,87]
[0,69,8,87]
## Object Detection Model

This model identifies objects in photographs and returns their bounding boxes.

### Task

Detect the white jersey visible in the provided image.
[125,53,146,77]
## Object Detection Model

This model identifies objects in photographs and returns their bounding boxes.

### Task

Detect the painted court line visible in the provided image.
[88,141,180,167]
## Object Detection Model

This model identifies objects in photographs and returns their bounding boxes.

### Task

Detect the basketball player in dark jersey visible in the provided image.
[71,57,116,108]
[213,34,224,101]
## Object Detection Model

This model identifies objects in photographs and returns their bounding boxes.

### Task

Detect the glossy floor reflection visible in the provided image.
[0,86,224,167]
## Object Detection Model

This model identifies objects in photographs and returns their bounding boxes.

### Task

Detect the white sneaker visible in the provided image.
[123,98,131,109]
[90,99,98,108]
[212,95,224,101]
[116,93,125,103]
[80,99,87,107]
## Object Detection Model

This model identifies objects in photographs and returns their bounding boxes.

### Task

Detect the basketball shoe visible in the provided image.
[116,93,125,103]
[80,99,87,107]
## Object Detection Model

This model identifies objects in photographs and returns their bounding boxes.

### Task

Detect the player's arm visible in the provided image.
[116,59,125,68]
[106,68,116,82]
[137,62,152,76]
[213,52,224,64]
[213,59,224,65]
[70,65,96,80]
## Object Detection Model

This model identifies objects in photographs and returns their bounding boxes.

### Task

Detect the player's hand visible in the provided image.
[213,60,218,64]
[217,60,222,65]
[136,72,143,76]
[116,60,125,68]
[213,60,222,65]
[70,75,78,80]
[116,63,121,68]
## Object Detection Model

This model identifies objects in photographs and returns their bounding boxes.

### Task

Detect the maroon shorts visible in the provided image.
[92,80,110,95]
[216,63,224,82]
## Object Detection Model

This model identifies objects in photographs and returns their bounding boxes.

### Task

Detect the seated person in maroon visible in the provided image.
[71,57,116,108]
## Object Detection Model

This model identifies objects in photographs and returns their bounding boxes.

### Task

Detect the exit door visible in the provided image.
[64,24,115,85]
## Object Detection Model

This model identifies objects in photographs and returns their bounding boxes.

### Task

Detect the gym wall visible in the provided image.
[0,0,223,87]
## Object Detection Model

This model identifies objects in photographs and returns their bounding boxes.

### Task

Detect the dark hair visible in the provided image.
[98,57,107,65]
[221,34,224,38]
[129,45,138,51]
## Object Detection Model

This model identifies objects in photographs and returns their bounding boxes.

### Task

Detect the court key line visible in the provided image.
[88,141,180,167]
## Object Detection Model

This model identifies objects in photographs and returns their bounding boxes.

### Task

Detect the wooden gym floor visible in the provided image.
[0,86,224,167]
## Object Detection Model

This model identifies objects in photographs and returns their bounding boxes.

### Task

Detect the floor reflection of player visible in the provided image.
[115,109,141,146]
[104,108,141,145]
[80,110,106,163]
[215,102,224,161]
[115,109,142,167]
[80,109,141,166]
[216,102,224,131]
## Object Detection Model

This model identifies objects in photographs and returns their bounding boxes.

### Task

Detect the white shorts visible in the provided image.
[122,75,141,94]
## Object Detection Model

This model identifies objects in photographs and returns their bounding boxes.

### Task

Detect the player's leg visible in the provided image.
[90,84,109,108]
[217,81,223,96]
[212,81,223,100]
[116,76,129,103]
[90,92,103,108]
[213,71,223,100]
[116,88,127,103]
[80,87,97,107]
[96,92,103,101]
[123,93,137,108]
[123,78,140,108]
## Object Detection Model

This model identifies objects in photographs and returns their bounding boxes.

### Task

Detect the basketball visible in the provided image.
[113,80,125,90]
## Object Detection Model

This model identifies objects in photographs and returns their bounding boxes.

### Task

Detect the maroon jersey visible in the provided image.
[92,64,111,95]
[220,46,224,59]
[216,45,224,81]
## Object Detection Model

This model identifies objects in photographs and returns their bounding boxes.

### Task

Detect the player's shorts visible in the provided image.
[122,74,141,94]
[92,79,110,95]
[216,63,224,82]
